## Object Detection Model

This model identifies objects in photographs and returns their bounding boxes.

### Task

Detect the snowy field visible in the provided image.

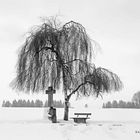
[0,108,140,140]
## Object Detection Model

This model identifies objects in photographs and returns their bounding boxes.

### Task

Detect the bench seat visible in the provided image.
[71,113,92,123]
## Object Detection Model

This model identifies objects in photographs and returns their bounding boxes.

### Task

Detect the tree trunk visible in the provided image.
[64,97,69,121]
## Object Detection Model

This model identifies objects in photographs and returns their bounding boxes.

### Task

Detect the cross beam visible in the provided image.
[46,86,56,107]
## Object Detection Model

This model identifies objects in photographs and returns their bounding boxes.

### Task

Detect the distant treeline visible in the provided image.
[103,100,140,109]
[2,99,64,108]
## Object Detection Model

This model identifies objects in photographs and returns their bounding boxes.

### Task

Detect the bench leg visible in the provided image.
[74,118,77,123]
[74,118,87,123]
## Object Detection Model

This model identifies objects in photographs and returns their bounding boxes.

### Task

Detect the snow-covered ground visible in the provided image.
[0,108,140,140]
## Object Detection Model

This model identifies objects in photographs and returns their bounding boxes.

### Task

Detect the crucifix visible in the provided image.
[45,86,56,107]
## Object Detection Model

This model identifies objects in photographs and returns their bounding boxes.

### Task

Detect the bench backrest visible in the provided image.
[74,113,91,115]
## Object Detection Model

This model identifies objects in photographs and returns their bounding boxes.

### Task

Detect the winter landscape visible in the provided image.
[0,107,140,140]
[0,0,140,140]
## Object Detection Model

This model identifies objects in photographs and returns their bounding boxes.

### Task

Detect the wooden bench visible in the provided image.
[71,113,92,123]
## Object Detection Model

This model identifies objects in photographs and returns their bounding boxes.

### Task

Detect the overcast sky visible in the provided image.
[0,0,140,104]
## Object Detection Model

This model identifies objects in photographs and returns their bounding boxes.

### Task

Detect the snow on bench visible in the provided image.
[71,113,92,123]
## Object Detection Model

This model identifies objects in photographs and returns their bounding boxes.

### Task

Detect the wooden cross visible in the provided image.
[46,86,56,107]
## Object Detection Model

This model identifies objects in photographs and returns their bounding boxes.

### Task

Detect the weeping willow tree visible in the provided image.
[11,17,123,120]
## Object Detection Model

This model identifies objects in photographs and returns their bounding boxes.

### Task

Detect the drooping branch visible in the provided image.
[68,82,87,100]
[67,66,123,100]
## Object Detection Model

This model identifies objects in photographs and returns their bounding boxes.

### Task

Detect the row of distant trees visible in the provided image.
[103,100,140,108]
[2,99,64,108]
[103,91,140,109]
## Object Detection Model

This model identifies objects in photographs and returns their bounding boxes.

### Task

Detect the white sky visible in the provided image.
[0,0,140,105]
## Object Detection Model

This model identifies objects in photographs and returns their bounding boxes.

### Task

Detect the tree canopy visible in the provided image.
[132,91,140,104]
[11,17,123,99]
